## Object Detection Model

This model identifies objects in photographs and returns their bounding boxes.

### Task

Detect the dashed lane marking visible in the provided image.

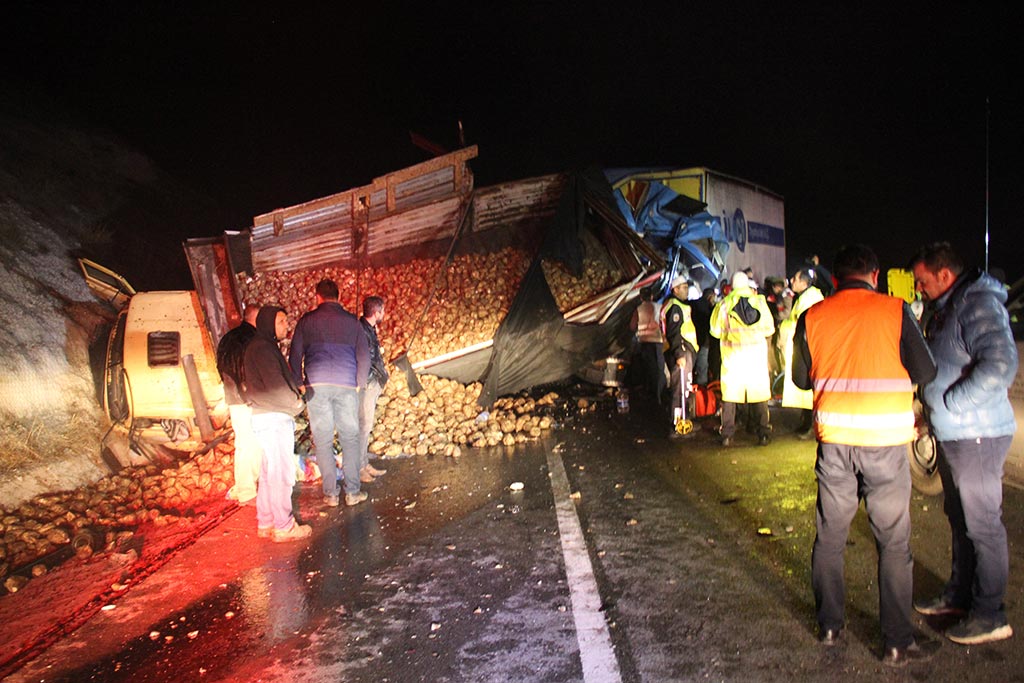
[546,448,623,683]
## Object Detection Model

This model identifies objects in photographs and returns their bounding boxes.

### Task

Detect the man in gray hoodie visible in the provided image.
[911,242,1017,645]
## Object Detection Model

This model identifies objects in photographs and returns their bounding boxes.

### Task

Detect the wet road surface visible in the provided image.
[7,395,1024,682]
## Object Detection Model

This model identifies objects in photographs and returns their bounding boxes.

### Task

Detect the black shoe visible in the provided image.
[881,641,937,667]
[914,595,967,617]
[721,436,734,447]
[819,627,842,647]
[946,615,1013,644]
[796,428,815,441]
[758,432,771,446]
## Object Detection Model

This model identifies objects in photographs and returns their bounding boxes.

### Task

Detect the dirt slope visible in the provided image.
[0,111,188,508]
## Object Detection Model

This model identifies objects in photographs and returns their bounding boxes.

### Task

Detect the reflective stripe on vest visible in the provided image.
[663,297,699,352]
[636,301,664,344]
[805,288,914,446]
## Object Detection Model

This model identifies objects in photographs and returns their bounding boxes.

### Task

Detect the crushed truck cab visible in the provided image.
[104,290,226,440]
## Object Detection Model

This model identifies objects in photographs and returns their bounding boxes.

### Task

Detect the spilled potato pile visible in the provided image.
[240,247,532,364]
[369,373,558,458]
[541,257,623,312]
[1,442,236,592]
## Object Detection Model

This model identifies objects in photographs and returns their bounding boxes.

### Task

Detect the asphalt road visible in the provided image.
[7,395,1023,682]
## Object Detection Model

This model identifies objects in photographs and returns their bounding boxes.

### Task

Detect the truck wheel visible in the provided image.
[908,434,943,496]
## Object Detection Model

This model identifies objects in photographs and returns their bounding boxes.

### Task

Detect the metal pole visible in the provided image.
[985,97,990,273]
[182,353,214,442]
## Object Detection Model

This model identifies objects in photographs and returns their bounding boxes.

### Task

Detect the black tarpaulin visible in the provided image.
[474,168,659,406]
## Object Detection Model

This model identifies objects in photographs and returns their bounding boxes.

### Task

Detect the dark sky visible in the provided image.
[4,3,1024,281]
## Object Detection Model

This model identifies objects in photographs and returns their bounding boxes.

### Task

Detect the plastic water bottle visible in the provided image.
[616,388,630,414]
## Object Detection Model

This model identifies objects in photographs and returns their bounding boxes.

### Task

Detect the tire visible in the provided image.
[908,433,943,496]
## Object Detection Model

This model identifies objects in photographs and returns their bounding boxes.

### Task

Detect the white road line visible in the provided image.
[546,448,623,683]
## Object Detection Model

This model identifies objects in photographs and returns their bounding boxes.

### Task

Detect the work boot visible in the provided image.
[272,522,312,543]
[360,467,376,483]
[345,491,368,507]
[323,494,340,507]
[365,463,387,476]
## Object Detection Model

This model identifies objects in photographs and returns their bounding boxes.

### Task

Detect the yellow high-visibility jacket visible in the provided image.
[662,296,699,360]
[780,286,824,409]
[710,287,775,402]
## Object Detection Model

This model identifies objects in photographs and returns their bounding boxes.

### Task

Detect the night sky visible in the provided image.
[4,3,1023,282]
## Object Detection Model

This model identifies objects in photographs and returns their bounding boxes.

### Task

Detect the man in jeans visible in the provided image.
[289,279,369,507]
[911,242,1017,645]
[358,295,388,482]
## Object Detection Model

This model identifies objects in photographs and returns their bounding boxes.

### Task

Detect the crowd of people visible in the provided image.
[213,243,1015,665]
[631,242,1016,664]
[215,279,391,543]
[630,254,832,444]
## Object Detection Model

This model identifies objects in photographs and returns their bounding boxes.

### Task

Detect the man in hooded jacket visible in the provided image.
[216,303,261,505]
[242,305,309,542]
[710,271,775,446]
[911,242,1017,645]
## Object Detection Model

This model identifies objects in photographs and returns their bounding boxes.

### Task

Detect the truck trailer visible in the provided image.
[607,167,786,292]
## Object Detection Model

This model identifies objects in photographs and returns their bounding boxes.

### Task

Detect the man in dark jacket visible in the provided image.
[216,303,260,505]
[242,305,309,542]
[358,295,389,482]
[289,279,370,507]
[911,242,1017,645]
[691,287,716,385]
[663,276,699,437]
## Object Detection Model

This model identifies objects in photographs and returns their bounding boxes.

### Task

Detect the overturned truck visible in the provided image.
[90,147,665,460]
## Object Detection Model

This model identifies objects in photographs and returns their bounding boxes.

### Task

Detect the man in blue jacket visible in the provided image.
[289,280,370,507]
[911,242,1017,645]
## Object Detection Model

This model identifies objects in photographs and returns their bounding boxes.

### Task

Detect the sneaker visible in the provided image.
[914,595,967,617]
[272,522,312,543]
[946,616,1013,645]
[257,526,273,538]
[881,641,935,667]
[721,436,734,447]
[323,494,340,507]
[365,463,387,476]
[345,491,368,506]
